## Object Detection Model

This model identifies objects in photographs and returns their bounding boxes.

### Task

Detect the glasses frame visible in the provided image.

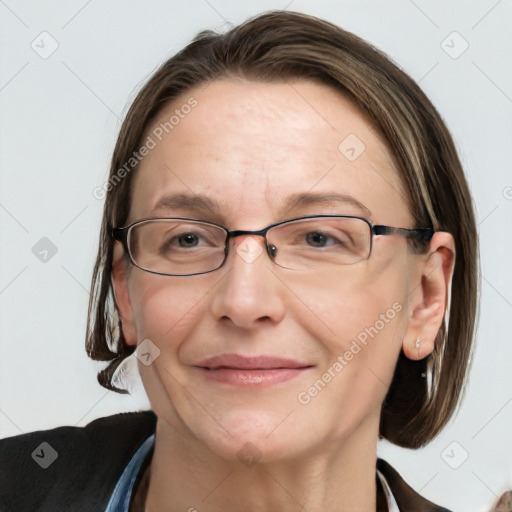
[112,215,434,277]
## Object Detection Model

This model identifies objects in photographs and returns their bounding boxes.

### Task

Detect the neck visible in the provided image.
[142,418,381,512]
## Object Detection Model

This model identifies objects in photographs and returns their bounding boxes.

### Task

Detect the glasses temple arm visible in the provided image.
[373,225,434,242]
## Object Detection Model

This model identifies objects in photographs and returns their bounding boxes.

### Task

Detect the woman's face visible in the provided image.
[113,78,428,462]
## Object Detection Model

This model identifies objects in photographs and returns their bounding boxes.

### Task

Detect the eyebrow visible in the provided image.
[282,192,372,218]
[151,193,219,215]
[149,191,371,219]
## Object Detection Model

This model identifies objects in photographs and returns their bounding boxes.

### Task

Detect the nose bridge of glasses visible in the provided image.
[228,227,269,239]
[226,227,278,264]
[227,227,271,249]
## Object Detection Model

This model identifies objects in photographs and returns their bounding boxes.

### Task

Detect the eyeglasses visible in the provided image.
[112,215,434,277]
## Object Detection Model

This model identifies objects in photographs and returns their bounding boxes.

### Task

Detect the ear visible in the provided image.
[402,231,456,360]
[111,242,138,347]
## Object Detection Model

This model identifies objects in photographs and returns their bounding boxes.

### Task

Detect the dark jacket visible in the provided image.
[0,411,451,511]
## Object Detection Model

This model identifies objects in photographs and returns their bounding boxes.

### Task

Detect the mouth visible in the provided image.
[196,353,312,370]
[194,354,314,387]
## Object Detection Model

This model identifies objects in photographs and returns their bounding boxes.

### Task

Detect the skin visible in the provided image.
[112,78,455,511]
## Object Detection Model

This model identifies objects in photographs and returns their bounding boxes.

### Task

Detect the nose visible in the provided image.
[209,235,286,329]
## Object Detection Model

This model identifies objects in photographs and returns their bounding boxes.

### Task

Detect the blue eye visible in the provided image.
[160,231,207,254]
[305,231,343,247]
[176,233,200,247]
[305,231,338,247]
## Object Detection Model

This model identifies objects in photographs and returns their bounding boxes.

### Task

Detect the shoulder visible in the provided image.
[377,458,453,512]
[0,410,156,512]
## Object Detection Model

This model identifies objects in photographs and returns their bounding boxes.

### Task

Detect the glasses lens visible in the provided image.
[128,220,227,275]
[268,217,370,269]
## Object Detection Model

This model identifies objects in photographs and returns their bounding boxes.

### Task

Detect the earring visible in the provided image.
[425,355,433,397]
[415,337,422,361]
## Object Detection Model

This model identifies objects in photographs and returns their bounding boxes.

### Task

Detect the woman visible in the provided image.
[0,10,478,512]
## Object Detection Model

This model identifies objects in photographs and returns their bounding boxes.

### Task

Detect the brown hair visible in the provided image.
[86,10,478,448]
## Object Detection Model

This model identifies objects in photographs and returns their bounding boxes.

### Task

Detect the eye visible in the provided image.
[161,230,212,253]
[305,231,339,247]
[176,232,200,248]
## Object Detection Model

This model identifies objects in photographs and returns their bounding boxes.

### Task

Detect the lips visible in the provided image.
[196,353,311,370]
[193,354,314,387]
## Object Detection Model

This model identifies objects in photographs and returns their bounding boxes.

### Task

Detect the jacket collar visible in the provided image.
[377,458,452,511]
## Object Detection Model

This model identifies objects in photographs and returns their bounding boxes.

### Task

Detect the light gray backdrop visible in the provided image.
[1,1,511,511]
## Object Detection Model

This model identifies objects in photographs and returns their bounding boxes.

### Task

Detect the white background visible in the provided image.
[1,1,511,511]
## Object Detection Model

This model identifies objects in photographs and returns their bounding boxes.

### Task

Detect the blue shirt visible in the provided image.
[105,433,155,512]
[104,433,399,511]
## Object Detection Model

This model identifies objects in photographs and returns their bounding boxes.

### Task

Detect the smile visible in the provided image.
[194,354,314,387]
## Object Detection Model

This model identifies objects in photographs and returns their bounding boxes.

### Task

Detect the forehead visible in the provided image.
[129,78,411,227]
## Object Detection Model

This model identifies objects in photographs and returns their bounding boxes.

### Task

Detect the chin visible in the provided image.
[192,409,310,464]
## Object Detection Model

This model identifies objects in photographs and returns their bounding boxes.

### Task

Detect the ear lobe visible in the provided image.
[402,232,456,360]
[111,243,138,347]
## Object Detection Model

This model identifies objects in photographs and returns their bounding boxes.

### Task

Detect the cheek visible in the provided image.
[296,267,407,342]
[129,276,208,345]
[293,278,409,437]
[292,260,410,393]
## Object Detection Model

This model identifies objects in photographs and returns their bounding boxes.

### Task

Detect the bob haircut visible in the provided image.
[86,10,478,449]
